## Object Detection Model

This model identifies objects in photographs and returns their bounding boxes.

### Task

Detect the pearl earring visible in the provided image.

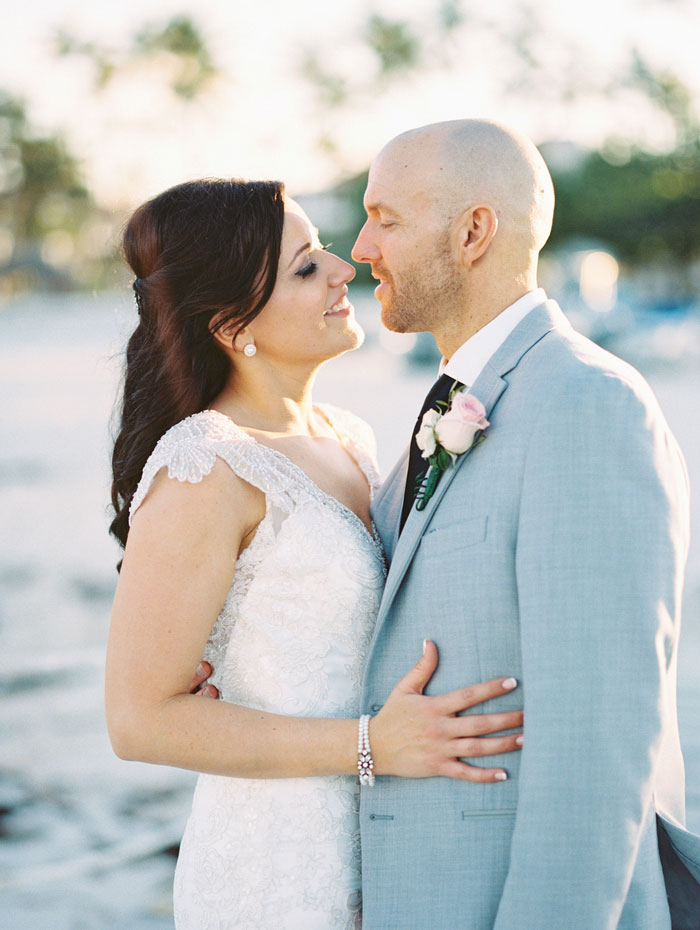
[243,343,257,357]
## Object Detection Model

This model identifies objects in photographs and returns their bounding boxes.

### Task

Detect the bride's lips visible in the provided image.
[324,295,353,318]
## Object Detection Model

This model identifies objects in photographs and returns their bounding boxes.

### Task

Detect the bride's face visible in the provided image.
[242,199,363,366]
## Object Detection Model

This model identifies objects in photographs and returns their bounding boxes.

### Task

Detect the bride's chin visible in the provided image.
[324,324,366,359]
[343,324,366,354]
[349,324,365,350]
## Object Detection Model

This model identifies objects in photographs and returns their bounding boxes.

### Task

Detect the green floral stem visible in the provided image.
[416,466,441,511]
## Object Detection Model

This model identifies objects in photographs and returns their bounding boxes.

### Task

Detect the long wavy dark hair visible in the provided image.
[110,178,285,560]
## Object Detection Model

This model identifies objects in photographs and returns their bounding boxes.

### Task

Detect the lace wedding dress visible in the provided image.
[129,407,386,930]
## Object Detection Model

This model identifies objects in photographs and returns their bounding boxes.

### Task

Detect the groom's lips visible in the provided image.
[374,277,391,298]
[371,269,392,298]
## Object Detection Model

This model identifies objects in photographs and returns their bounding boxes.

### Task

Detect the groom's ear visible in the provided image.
[456,204,498,269]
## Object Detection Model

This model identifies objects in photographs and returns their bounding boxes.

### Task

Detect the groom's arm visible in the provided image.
[493,367,690,930]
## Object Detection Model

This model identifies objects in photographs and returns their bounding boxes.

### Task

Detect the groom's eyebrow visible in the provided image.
[364,199,400,217]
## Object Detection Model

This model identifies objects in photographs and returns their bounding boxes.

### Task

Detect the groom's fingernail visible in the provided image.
[495,772,508,781]
[502,677,518,690]
[196,663,206,677]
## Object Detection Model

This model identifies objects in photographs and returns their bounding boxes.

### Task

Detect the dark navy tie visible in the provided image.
[399,373,463,533]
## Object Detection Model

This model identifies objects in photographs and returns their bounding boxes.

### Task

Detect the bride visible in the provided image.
[105,178,523,929]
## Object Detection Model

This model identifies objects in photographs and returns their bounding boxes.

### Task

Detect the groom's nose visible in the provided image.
[352,221,380,264]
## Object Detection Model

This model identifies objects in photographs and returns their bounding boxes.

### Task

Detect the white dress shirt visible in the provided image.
[439,288,547,386]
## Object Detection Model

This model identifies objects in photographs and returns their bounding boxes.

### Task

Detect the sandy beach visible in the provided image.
[1,289,698,929]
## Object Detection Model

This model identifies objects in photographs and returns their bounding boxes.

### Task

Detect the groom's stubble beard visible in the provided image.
[379,230,464,337]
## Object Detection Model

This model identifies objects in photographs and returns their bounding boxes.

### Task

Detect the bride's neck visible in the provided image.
[212,359,321,434]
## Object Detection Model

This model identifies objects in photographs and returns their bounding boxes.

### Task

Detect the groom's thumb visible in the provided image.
[401,639,439,695]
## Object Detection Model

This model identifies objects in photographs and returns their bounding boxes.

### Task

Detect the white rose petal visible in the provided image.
[415,409,440,458]
[420,409,440,430]
[416,423,437,458]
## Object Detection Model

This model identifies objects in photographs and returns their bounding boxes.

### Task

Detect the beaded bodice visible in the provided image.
[130,406,386,718]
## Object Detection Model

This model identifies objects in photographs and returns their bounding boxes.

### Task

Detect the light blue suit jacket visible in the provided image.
[361,300,700,929]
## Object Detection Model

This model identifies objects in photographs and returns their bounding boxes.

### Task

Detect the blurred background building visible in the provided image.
[1,1,699,927]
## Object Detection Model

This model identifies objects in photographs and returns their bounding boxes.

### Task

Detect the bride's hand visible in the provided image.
[370,641,523,783]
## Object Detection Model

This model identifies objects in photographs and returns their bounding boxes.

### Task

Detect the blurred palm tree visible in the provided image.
[0,15,219,295]
[0,93,99,293]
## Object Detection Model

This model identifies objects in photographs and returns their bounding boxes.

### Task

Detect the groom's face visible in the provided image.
[352,149,462,335]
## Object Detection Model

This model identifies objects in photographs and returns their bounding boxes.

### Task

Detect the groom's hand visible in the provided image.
[371,640,523,782]
[187,661,219,699]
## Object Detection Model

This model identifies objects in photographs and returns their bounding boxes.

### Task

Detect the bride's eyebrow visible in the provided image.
[288,242,312,268]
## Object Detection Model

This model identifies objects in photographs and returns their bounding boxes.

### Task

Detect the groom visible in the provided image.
[193,119,700,927]
[348,119,700,929]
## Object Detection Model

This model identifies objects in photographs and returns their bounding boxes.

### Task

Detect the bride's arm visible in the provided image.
[106,461,522,782]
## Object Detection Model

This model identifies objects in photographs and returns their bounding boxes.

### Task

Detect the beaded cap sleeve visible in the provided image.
[129,409,297,524]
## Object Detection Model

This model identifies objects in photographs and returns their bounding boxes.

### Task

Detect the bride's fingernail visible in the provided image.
[502,677,518,690]
[422,639,427,655]
[495,771,508,781]
[515,735,524,746]
[196,663,206,677]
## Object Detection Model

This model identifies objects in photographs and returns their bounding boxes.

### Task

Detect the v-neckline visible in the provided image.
[203,408,379,547]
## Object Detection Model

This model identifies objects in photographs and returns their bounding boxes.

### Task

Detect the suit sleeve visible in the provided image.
[493,370,690,930]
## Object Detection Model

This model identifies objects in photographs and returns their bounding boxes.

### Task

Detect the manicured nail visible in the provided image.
[422,639,427,655]
[502,677,518,690]
[196,662,206,677]
[495,772,508,781]
[515,735,524,747]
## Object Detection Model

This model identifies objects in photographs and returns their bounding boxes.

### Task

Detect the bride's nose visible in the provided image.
[328,254,356,287]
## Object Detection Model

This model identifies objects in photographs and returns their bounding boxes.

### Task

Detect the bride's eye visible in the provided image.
[296,261,317,279]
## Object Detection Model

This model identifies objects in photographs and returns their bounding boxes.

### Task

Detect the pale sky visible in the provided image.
[3,0,700,207]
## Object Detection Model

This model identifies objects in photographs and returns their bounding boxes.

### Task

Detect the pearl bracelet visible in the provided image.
[357,714,375,786]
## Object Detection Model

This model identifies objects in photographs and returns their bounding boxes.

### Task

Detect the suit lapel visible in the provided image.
[371,449,408,563]
[375,363,508,622]
[370,299,566,632]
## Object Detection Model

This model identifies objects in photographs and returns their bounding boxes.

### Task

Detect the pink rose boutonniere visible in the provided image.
[414,383,490,511]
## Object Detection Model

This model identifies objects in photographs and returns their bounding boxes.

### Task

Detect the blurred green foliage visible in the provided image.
[56,15,217,100]
[1,15,219,295]
[549,146,700,267]
[0,95,90,241]
[0,92,107,293]
[2,4,700,299]
[364,15,421,76]
[300,53,348,108]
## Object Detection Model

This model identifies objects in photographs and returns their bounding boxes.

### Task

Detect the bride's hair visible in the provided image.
[110,178,285,558]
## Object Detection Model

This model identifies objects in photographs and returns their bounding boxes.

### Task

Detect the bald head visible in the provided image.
[374,119,555,256]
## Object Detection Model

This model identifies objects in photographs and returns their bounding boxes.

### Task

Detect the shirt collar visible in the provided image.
[439,288,547,385]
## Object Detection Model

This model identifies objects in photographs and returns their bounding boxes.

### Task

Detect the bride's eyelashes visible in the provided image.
[296,262,317,279]
[294,244,332,280]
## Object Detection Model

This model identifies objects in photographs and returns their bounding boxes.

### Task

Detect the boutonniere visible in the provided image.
[414,383,490,511]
